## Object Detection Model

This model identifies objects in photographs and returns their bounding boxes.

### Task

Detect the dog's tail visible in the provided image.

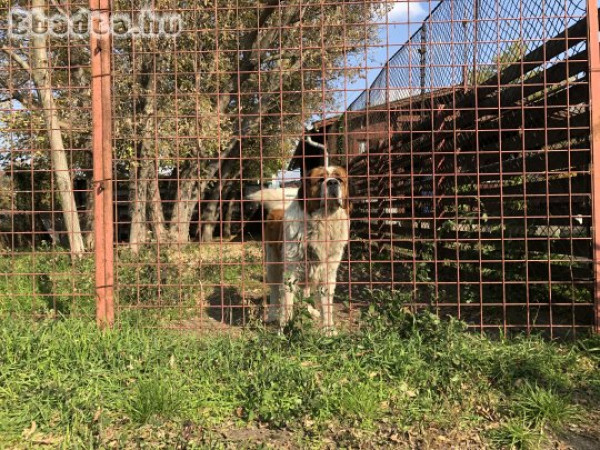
[246,187,298,212]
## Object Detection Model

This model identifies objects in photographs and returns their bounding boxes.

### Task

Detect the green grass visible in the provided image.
[0,243,266,323]
[511,384,579,429]
[1,296,599,448]
[127,378,183,424]
[488,419,546,450]
[0,249,95,316]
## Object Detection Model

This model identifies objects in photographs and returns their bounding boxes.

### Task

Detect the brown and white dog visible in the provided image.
[248,166,350,332]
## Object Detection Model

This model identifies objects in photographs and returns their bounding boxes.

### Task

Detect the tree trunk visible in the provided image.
[200,171,241,242]
[223,192,237,239]
[128,67,168,251]
[168,160,201,244]
[128,156,167,251]
[31,0,85,257]
[168,185,198,243]
[148,174,167,241]
[200,183,219,242]
[128,159,151,253]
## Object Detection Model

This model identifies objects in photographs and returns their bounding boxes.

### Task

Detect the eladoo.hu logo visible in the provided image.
[8,7,182,40]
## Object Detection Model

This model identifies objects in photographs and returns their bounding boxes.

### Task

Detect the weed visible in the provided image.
[488,419,545,449]
[511,384,578,429]
[335,380,388,428]
[0,249,94,316]
[127,377,183,424]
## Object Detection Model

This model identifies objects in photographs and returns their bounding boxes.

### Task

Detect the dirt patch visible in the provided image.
[554,411,600,450]
[556,430,600,450]
[210,424,298,448]
[197,422,489,449]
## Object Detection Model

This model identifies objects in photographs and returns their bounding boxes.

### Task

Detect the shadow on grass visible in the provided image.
[205,285,264,326]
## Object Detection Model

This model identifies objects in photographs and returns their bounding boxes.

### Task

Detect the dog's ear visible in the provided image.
[344,196,353,214]
[332,167,352,215]
[296,180,305,203]
[344,179,353,214]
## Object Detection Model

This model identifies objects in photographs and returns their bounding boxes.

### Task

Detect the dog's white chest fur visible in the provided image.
[283,201,349,280]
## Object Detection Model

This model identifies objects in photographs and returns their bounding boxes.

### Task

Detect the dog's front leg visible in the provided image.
[319,262,341,335]
[318,285,334,334]
[302,282,322,320]
[280,272,298,328]
[302,284,311,300]
[266,246,283,323]
[268,284,281,323]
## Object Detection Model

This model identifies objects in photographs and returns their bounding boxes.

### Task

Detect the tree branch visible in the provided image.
[219,0,288,114]
[1,46,32,74]
[49,0,68,18]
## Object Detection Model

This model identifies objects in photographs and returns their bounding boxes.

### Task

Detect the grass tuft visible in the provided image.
[511,384,579,429]
[127,378,183,424]
[488,419,546,450]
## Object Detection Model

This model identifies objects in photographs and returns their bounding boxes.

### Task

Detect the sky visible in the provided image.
[340,1,437,110]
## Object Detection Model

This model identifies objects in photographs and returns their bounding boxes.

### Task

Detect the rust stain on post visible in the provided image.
[91,0,114,327]
[587,1,600,333]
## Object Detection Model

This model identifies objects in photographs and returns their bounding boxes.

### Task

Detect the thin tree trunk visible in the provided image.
[200,186,220,242]
[168,160,201,244]
[223,202,233,239]
[222,186,238,239]
[200,170,241,242]
[148,174,166,241]
[128,159,151,253]
[128,65,168,250]
[30,0,85,256]
[83,175,95,249]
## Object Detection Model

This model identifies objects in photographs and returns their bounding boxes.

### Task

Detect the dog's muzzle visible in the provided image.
[323,178,343,208]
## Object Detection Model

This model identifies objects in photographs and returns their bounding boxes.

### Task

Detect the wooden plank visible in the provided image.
[381,83,587,161]
[480,52,587,109]
[480,15,589,88]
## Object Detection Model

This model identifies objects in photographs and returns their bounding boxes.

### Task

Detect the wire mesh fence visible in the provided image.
[0,0,598,336]
[1,0,95,318]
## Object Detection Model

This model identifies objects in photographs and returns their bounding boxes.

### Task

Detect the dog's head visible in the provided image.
[297,166,350,215]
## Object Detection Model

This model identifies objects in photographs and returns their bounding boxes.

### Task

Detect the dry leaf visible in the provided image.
[22,421,37,439]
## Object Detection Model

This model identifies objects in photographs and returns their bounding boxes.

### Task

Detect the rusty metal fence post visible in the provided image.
[587,0,600,333]
[90,0,114,327]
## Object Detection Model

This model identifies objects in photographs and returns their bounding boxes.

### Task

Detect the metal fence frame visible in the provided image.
[1,0,598,336]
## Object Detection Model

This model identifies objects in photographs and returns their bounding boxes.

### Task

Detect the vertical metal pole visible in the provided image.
[419,24,426,97]
[587,1,600,333]
[91,0,114,327]
[472,0,479,84]
[462,18,468,89]
[419,23,427,124]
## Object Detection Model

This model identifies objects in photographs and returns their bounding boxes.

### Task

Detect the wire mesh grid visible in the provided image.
[0,0,598,337]
[1,0,95,318]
